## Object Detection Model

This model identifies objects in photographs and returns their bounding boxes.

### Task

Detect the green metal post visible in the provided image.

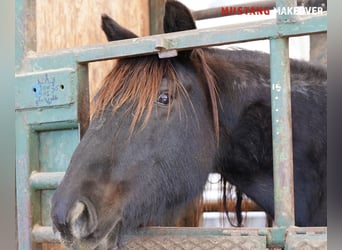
[15,0,36,72]
[276,0,297,23]
[16,1,88,249]
[270,0,297,229]
[16,0,37,249]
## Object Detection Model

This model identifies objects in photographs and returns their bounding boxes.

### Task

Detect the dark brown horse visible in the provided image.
[51,1,326,249]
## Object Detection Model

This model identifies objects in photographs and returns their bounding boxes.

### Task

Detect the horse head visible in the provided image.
[51,1,218,248]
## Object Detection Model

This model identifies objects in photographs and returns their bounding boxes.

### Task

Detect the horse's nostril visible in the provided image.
[51,200,70,238]
[68,199,98,239]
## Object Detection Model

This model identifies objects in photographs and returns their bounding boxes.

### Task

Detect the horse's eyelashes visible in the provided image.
[157,92,171,105]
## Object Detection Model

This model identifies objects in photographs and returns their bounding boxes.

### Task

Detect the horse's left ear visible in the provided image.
[101,14,138,41]
[163,1,196,59]
[163,0,196,33]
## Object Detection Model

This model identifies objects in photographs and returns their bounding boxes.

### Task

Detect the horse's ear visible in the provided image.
[163,0,196,33]
[101,14,138,41]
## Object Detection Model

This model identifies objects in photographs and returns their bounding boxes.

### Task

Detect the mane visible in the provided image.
[92,49,219,138]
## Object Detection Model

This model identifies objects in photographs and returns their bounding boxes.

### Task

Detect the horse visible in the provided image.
[51,1,327,249]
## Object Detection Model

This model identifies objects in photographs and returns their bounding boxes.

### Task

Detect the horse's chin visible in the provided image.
[61,219,123,250]
[104,219,123,249]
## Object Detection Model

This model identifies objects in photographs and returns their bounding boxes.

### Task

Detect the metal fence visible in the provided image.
[15,0,327,249]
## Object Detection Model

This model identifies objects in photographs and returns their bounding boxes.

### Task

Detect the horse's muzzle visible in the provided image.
[51,197,98,242]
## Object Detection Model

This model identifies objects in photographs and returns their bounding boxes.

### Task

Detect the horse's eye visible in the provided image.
[157,93,170,105]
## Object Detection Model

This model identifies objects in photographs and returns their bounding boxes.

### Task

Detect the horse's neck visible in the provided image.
[209,49,327,220]
[210,49,271,130]
[209,49,276,215]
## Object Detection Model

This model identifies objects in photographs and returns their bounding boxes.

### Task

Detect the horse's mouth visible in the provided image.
[60,219,123,250]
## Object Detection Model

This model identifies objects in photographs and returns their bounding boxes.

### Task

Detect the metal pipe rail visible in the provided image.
[19,13,326,69]
[29,172,64,190]
[31,224,327,248]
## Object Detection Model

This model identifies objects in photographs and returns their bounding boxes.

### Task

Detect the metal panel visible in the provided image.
[120,235,266,249]
[38,129,79,172]
[16,121,79,250]
[285,228,327,250]
[121,228,267,250]
[38,129,79,226]
[30,224,328,249]
[15,58,81,250]
[16,69,76,109]
[31,227,267,249]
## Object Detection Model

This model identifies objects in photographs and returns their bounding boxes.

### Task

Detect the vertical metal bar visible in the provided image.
[275,0,297,22]
[15,0,36,72]
[16,1,38,249]
[270,0,297,228]
[15,0,35,250]
[270,37,295,227]
[15,123,36,250]
[15,0,25,70]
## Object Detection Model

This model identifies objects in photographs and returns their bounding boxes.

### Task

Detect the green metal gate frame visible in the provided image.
[15,0,327,249]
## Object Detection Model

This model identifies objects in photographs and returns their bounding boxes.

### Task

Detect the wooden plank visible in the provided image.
[149,0,165,34]
[35,0,149,52]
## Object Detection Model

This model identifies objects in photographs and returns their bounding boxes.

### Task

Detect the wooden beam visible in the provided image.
[149,0,165,34]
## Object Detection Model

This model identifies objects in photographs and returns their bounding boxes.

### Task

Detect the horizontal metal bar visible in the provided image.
[24,13,326,65]
[133,227,266,237]
[285,227,327,249]
[32,225,60,243]
[31,226,267,245]
[31,225,326,248]
[30,172,64,190]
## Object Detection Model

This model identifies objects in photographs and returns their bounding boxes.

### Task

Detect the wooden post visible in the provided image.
[149,0,165,34]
